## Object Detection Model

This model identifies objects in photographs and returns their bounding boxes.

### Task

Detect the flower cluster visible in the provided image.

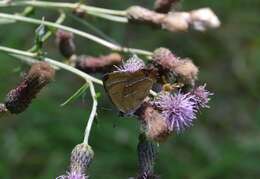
[128,48,213,142]
[127,6,220,32]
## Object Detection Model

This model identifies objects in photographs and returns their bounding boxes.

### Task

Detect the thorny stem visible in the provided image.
[0,1,128,22]
[0,13,153,57]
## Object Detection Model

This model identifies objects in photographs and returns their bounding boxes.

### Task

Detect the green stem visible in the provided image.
[0,12,153,57]
[0,1,127,21]
[83,81,97,144]
[0,45,103,85]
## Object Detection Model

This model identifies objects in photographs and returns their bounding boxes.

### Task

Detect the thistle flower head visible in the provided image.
[56,171,88,179]
[192,84,213,109]
[56,143,93,179]
[153,92,197,132]
[117,55,145,73]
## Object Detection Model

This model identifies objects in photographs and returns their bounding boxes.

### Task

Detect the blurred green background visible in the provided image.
[1,0,260,178]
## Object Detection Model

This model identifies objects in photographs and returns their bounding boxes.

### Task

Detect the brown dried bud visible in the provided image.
[70,143,94,173]
[127,6,165,25]
[172,58,198,85]
[75,53,122,73]
[5,62,55,114]
[139,104,170,142]
[73,7,86,18]
[56,29,76,58]
[161,12,191,32]
[153,47,178,69]
[154,0,180,13]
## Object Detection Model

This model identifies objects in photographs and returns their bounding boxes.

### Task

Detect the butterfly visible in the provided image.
[103,69,157,114]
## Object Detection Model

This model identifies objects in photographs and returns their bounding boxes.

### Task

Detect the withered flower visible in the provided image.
[5,62,55,114]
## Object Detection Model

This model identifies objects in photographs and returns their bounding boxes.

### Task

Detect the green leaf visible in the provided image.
[61,83,89,107]
[33,22,48,53]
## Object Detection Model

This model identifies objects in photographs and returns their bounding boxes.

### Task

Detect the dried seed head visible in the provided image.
[56,29,76,58]
[190,8,221,31]
[152,48,178,69]
[154,0,180,13]
[5,62,55,114]
[70,143,94,173]
[127,6,165,25]
[138,104,170,142]
[75,53,122,73]
[172,58,198,85]
[161,12,191,32]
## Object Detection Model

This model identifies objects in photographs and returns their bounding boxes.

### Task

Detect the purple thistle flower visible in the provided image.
[192,84,213,109]
[116,55,145,72]
[56,171,88,179]
[153,92,197,132]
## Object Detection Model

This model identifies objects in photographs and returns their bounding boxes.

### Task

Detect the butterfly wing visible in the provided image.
[103,69,156,114]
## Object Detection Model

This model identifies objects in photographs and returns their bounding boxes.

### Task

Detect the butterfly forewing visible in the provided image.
[103,69,156,114]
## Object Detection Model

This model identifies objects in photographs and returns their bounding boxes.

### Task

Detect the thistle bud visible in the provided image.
[154,0,180,13]
[57,143,94,179]
[56,30,76,58]
[70,143,94,173]
[75,53,122,73]
[126,6,165,25]
[4,62,55,114]
[161,12,191,32]
[138,103,170,142]
[172,58,198,85]
[190,8,221,31]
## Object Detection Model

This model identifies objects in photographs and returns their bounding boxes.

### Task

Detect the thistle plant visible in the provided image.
[0,0,219,178]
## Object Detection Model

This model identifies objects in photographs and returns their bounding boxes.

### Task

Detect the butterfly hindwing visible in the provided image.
[103,69,156,114]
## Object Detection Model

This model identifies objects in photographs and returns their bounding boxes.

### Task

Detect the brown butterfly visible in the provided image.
[103,69,157,114]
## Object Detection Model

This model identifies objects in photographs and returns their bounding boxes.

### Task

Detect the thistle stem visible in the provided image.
[0,1,128,21]
[83,81,97,144]
[0,13,152,57]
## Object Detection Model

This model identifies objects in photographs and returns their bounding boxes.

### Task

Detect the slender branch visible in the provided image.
[83,81,97,144]
[0,1,127,20]
[0,45,103,85]
[0,13,153,57]
[0,12,121,51]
